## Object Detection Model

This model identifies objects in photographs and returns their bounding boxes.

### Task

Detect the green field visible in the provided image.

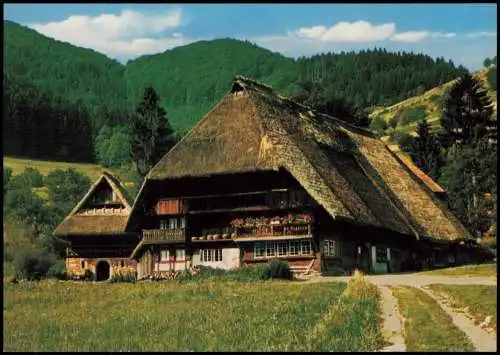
[427,284,497,332]
[3,156,106,181]
[418,263,497,277]
[371,68,497,142]
[391,286,475,352]
[3,156,136,187]
[3,277,384,352]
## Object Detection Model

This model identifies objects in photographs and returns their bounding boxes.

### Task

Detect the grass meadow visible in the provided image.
[427,284,497,332]
[418,263,497,277]
[391,286,475,352]
[3,276,384,352]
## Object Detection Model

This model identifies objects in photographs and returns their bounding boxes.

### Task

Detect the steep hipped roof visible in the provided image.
[54,172,132,237]
[143,75,472,241]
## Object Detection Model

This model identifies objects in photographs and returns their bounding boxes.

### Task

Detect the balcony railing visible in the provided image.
[143,228,185,244]
[232,224,312,241]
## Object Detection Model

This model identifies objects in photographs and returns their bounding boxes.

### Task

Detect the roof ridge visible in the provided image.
[236,75,377,139]
[234,75,274,92]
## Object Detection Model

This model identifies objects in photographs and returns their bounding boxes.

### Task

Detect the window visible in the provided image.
[120,260,125,268]
[300,240,312,255]
[201,249,222,262]
[176,249,185,260]
[254,239,312,258]
[254,243,266,258]
[81,260,85,268]
[277,241,288,256]
[376,247,388,263]
[160,249,170,261]
[289,241,300,255]
[266,242,276,257]
[160,217,185,229]
[323,240,337,257]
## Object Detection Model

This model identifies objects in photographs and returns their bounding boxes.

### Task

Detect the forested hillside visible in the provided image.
[3,20,470,162]
[125,40,469,133]
[4,20,129,131]
[124,39,298,133]
[3,72,94,162]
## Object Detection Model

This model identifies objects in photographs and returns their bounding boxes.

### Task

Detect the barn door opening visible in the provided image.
[96,261,110,281]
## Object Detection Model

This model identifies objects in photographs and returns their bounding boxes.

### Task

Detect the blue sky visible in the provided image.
[4,4,497,70]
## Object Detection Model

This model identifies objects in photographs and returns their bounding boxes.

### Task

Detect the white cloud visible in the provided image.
[466,31,497,38]
[250,23,494,71]
[293,21,396,42]
[289,21,455,44]
[431,32,456,39]
[27,8,192,61]
[390,31,429,43]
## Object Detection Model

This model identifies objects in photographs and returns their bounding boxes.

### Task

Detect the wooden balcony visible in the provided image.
[233,224,312,241]
[143,228,185,244]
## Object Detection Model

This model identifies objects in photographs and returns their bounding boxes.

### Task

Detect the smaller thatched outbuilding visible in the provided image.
[54,172,138,281]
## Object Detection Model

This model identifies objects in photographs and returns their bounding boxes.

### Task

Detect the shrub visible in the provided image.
[44,168,91,215]
[13,249,56,281]
[4,188,46,227]
[4,167,12,196]
[389,131,414,151]
[369,116,388,133]
[110,270,137,283]
[342,271,379,301]
[261,259,293,280]
[399,106,427,125]
[487,67,497,90]
[175,264,272,283]
[22,168,44,188]
[230,264,268,281]
[47,259,67,280]
[429,94,441,103]
[388,116,398,129]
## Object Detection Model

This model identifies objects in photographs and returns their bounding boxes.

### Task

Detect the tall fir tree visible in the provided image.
[440,72,494,148]
[409,120,444,180]
[439,138,497,238]
[130,86,177,177]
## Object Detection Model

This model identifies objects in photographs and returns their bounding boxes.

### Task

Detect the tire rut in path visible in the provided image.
[418,286,497,352]
[378,286,406,352]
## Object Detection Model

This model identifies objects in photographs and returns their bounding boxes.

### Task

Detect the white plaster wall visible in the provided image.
[192,248,240,270]
[157,263,172,271]
[175,263,186,271]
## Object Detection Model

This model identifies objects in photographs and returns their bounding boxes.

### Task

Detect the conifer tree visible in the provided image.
[440,72,494,148]
[409,120,443,180]
[130,86,177,177]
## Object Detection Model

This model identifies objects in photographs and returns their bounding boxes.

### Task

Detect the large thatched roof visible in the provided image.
[54,172,132,237]
[139,75,472,242]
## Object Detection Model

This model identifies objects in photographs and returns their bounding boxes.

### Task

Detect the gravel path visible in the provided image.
[300,273,497,352]
[377,286,406,352]
[302,274,497,287]
[419,286,497,352]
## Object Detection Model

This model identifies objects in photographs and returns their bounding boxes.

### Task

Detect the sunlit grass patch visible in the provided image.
[391,285,475,352]
[427,284,497,332]
[418,263,497,277]
[4,280,351,351]
[306,271,385,352]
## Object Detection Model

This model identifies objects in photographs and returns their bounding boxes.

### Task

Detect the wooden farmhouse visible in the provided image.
[125,75,480,279]
[54,172,138,280]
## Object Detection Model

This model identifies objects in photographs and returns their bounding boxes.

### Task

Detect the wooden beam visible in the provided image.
[158,188,290,201]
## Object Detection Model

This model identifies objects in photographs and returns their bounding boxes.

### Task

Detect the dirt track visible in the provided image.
[301,273,497,352]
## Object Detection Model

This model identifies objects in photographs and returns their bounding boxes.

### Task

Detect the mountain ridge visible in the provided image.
[3,19,471,160]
